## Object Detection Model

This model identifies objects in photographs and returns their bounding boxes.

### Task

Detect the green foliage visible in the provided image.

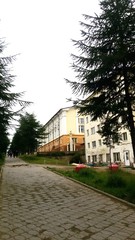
[10,113,44,155]
[37,151,66,157]
[54,167,135,204]
[66,0,135,158]
[0,154,5,166]
[0,131,10,155]
[20,154,69,165]
[125,176,135,203]
[106,171,126,188]
[69,152,84,164]
[77,168,94,177]
[0,38,31,156]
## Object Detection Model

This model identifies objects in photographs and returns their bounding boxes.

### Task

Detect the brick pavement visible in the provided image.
[0,157,135,240]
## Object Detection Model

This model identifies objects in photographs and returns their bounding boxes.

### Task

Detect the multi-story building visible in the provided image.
[85,114,134,166]
[37,106,85,153]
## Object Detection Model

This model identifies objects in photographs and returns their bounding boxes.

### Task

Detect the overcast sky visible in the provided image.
[0,0,100,135]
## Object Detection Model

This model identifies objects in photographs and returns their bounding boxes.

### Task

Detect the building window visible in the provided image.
[92,141,96,148]
[106,153,110,163]
[87,129,89,136]
[91,127,95,135]
[72,138,77,143]
[97,124,101,131]
[99,154,103,162]
[92,155,97,162]
[78,118,84,124]
[124,151,130,161]
[86,116,89,123]
[113,152,120,162]
[98,139,102,146]
[88,155,91,162]
[78,125,84,133]
[87,142,90,148]
[122,132,128,141]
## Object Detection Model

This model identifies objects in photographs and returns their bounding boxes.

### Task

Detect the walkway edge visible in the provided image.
[46,166,135,209]
[0,165,3,179]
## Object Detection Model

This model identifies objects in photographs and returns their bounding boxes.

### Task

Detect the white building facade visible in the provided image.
[85,114,134,165]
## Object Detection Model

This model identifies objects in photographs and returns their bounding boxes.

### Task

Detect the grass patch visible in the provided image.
[52,167,135,205]
[20,154,69,165]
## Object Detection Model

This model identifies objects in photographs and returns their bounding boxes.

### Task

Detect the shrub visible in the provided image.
[125,177,135,203]
[78,168,95,177]
[106,171,126,188]
[37,151,66,157]
[69,152,84,164]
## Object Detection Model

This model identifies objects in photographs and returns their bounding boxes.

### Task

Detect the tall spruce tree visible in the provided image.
[66,0,135,162]
[0,38,30,157]
[10,113,45,155]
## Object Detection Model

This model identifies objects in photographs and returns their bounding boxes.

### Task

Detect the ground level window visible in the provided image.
[124,151,130,166]
[88,155,91,162]
[72,138,77,143]
[113,152,120,162]
[92,155,97,163]
[106,153,110,163]
[124,151,129,160]
[99,154,103,163]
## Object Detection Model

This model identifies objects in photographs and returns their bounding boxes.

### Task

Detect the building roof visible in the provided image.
[43,105,75,127]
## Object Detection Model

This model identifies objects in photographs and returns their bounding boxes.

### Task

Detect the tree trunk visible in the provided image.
[124,70,135,163]
[126,99,135,163]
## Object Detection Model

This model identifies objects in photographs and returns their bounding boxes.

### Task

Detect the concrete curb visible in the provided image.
[46,166,135,209]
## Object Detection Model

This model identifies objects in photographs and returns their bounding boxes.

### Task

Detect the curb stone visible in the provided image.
[45,166,135,209]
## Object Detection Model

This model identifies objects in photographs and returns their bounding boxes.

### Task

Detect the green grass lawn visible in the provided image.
[20,154,69,165]
[50,167,135,205]
[20,155,135,205]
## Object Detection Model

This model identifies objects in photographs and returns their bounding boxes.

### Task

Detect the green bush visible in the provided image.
[37,151,66,157]
[78,168,95,177]
[69,152,84,164]
[106,171,126,188]
[125,177,135,203]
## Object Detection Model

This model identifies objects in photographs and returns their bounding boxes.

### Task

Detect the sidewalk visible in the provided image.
[0,157,135,239]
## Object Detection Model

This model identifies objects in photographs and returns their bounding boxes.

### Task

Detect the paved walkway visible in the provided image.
[0,158,135,240]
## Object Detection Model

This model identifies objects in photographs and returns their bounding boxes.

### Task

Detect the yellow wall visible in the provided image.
[37,134,84,153]
[66,108,77,134]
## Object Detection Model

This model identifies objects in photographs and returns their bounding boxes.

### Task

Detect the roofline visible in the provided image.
[43,105,75,127]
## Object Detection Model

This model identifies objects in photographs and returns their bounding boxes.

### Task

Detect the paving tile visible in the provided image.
[0,157,135,240]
